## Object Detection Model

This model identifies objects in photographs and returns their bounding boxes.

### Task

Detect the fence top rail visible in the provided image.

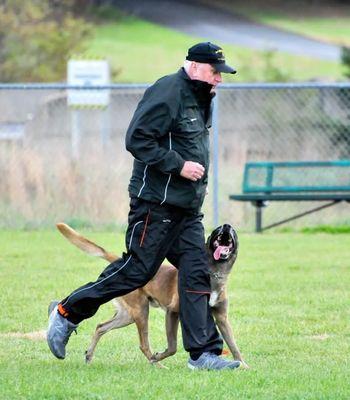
[220,82,350,89]
[0,83,150,90]
[246,160,350,168]
[0,82,350,90]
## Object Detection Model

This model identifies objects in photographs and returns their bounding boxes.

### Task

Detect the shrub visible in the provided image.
[341,46,350,79]
[0,0,92,82]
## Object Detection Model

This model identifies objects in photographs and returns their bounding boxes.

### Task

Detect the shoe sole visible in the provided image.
[47,335,65,359]
[48,300,59,317]
[47,301,65,359]
[188,362,197,370]
[187,361,241,371]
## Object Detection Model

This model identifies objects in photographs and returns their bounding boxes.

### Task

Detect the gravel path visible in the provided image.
[113,0,341,61]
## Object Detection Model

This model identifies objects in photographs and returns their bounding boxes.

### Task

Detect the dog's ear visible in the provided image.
[206,225,223,248]
[230,226,239,250]
[206,231,213,248]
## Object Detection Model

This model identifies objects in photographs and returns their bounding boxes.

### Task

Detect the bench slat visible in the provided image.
[230,194,350,201]
[230,160,350,232]
[243,160,350,193]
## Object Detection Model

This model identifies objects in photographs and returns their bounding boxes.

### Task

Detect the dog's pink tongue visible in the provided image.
[213,246,228,260]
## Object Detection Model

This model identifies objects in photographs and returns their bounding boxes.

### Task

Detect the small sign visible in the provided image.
[0,123,25,140]
[67,60,110,107]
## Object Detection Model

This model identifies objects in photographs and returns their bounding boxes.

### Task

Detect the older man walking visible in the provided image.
[47,42,240,371]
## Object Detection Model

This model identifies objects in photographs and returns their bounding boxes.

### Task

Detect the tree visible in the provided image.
[0,0,92,82]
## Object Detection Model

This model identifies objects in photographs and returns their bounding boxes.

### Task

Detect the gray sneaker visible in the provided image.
[47,301,78,359]
[188,352,241,371]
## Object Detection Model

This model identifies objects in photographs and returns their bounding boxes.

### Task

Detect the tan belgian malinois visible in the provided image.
[56,222,248,368]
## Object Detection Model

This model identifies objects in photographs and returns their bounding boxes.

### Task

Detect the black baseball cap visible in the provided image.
[186,42,237,74]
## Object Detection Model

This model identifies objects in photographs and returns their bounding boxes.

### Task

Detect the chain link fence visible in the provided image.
[0,83,349,231]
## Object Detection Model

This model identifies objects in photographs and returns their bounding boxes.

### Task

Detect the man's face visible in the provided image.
[195,63,222,87]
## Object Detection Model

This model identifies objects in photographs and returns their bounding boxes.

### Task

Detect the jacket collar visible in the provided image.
[178,68,214,128]
[178,68,215,101]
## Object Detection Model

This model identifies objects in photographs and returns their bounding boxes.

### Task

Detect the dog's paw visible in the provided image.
[85,350,93,364]
[149,359,169,369]
[241,361,250,369]
[150,352,161,362]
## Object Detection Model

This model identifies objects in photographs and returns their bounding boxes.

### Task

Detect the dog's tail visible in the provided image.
[56,223,118,263]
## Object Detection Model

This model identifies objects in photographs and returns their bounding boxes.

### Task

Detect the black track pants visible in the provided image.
[60,198,185,322]
[60,198,222,355]
[166,216,223,356]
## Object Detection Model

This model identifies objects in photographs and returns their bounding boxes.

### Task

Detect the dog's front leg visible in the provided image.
[212,305,249,369]
[151,310,179,363]
[134,306,153,362]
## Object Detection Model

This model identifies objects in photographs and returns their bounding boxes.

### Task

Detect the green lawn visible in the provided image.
[254,16,350,47]
[84,15,343,83]
[0,229,349,399]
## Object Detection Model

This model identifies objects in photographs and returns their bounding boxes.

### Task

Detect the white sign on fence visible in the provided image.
[67,60,110,107]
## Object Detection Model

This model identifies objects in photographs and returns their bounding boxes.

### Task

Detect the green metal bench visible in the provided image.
[229,160,350,232]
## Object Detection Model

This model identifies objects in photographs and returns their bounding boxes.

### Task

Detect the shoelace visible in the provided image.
[206,353,231,368]
[62,326,78,345]
[203,352,221,367]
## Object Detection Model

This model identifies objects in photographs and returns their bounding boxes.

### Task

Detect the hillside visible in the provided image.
[85,11,344,83]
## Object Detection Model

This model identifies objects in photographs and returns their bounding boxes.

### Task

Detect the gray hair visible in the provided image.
[183,60,193,73]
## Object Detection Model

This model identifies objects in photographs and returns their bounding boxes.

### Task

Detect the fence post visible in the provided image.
[71,109,81,160]
[101,106,111,151]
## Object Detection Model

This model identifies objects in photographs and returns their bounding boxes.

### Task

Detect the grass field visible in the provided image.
[84,14,343,83]
[0,229,349,399]
[251,16,350,47]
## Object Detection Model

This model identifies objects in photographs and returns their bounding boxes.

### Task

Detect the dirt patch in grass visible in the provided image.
[307,333,331,341]
[0,330,46,341]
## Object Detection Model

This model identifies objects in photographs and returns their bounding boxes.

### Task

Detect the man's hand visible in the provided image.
[180,161,205,182]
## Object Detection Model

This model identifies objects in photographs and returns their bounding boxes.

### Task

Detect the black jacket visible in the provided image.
[126,68,214,212]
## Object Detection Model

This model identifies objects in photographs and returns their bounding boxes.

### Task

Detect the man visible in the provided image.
[47,42,240,370]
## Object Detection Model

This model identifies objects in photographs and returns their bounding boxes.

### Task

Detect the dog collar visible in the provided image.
[209,270,226,280]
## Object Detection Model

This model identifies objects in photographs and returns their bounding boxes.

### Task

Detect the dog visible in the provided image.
[56,222,248,368]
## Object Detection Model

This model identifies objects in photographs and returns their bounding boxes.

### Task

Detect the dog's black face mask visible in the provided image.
[207,224,238,262]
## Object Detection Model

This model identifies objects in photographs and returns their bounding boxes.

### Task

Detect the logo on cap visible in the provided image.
[215,49,225,61]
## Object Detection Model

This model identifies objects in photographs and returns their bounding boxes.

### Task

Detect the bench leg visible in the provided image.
[256,206,262,233]
[254,201,266,233]
[263,200,340,231]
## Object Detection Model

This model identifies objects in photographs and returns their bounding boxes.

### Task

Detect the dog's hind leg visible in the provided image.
[85,302,134,363]
[129,299,166,368]
[150,310,179,363]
